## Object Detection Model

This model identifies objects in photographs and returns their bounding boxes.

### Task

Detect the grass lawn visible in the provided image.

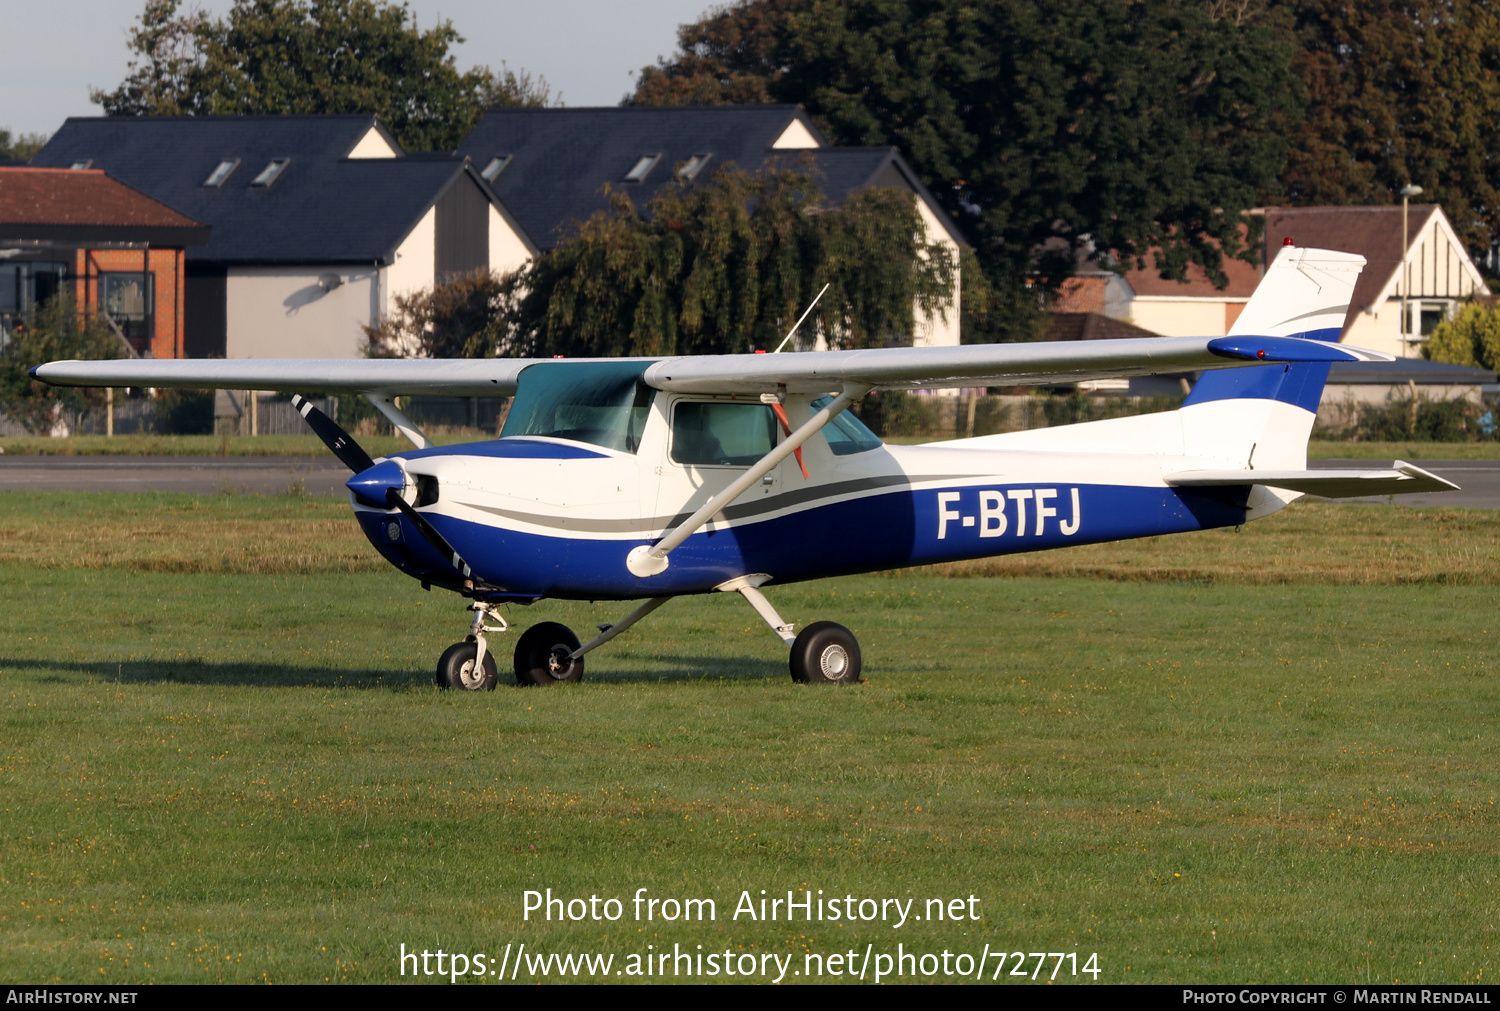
[0,494,1494,985]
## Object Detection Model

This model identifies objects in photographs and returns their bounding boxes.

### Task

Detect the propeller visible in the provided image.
[291,394,374,473]
[290,393,502,594]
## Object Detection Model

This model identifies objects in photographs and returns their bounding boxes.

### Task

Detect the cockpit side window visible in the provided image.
[671,401,776,466]
[501,361,654,453]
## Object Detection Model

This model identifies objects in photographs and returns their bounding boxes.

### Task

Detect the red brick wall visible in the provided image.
[72,247,186,359]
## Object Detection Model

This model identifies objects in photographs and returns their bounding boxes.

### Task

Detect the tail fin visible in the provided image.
[940,245,1368,471]
[1182,245,1366,470]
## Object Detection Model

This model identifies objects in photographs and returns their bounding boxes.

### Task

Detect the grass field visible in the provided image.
[3,433,1498,460]
[0,494,1495,985]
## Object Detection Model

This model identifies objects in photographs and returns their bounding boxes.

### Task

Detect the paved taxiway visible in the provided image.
[0,455,1494,506]
[1308,459,1500,507]
[0,455,351,496]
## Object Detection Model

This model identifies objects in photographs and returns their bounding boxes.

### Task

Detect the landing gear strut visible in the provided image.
[717,574,862,684]
[435,602,508,691]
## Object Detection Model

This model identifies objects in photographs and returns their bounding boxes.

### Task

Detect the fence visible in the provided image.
[9,390,1496,443]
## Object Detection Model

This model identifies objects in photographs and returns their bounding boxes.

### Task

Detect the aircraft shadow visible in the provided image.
[0,656,427,690]
[583,653,787,684]
[0,653,789,689]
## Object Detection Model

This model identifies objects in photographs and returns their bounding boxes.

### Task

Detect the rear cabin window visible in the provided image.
[672,402,776,466]
[501,361,654,453]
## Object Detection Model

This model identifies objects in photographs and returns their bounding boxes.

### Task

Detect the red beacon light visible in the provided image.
[1283,236,1295,246]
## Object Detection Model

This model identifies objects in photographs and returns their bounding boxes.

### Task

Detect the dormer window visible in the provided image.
[678,153,712,180]
[624,154,661,183]
[69,160,92,171]
[250,158,290,188]
[203,159,240,188]
[480,155,512,182]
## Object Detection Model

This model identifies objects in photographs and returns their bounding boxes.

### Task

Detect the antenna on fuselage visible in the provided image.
[773,282,830,353]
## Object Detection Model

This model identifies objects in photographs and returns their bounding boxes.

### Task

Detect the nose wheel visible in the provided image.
[436,601,508,691]
[436,641,498,690]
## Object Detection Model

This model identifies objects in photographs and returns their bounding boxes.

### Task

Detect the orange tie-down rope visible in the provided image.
[769,401,810,479]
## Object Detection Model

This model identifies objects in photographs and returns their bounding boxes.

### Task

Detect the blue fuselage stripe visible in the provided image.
[357,481,1248,600]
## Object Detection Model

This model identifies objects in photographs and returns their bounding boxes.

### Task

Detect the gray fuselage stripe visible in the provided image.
[457,473,969,533]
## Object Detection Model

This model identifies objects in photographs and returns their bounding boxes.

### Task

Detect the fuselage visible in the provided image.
[350,388,1256,603]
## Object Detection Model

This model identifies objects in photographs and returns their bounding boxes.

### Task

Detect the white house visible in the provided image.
[33,115,536,359]
[1114,204,1488,358]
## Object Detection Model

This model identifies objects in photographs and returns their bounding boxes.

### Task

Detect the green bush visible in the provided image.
[1354,394,1494,442]
[0,296,123,434]
[155,389,215,434]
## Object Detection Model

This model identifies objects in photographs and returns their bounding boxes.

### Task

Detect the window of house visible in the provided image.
[624,154,661,183]
[480,155,512,182]
[678,153,712,180]
[671,402,776,466]
[203,159,240,187]
[250,158,290,187]
[69,160,92,170]
[100,272,154,354]
[0,261,68,316]
[1419,302,1450,337]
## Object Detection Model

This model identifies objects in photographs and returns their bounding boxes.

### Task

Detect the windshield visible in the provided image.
[811,396,883,455]
[501,361,654,453]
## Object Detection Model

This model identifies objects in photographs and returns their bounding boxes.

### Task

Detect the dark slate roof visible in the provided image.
[0,167,209,246]
[1327,355,1498,385]
[30,115,515,265]
[456,105,966,249]
[1044,312,1161,342]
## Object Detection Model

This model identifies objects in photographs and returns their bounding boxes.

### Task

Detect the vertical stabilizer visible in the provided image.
[1181,245,1367,474]
[1227,244,1366,341]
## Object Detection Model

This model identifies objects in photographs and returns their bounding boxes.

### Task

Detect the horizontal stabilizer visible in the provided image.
[1164,461,1459,498]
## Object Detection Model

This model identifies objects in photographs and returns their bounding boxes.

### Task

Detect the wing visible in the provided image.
[1165,461,1459,498]
[32,335,1388,397]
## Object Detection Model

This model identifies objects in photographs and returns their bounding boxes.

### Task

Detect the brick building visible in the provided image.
[0,167,209,357]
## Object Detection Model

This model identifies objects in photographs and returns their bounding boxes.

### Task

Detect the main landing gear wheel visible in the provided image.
[514,622,584,686]
[436,641,498,691]
[789,621,862,684]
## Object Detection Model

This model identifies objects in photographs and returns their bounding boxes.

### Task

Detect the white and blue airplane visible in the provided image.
[35,245,1456,688]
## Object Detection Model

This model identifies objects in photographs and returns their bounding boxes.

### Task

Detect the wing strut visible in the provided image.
[365,393,432,449]
[626,384,871,578]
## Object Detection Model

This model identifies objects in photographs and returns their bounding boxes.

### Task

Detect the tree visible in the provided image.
[1282,0,1500,259]
[1424,301,1500,371]
[368,163,959,359]
[633,0,1300,308]
[0,297,124,435]
[364,269,506,359]
[0,130,48,162]
[93,0,551,151]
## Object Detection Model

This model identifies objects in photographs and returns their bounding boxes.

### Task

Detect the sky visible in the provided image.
[0,0,716,138]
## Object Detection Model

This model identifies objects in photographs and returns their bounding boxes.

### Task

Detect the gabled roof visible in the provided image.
[1262,205,1486,328]
[1121,250,1263,298]
[0,167,209,246]
[30,115,523,265]
[456,105,966,249]
[1045,312,1161,342]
